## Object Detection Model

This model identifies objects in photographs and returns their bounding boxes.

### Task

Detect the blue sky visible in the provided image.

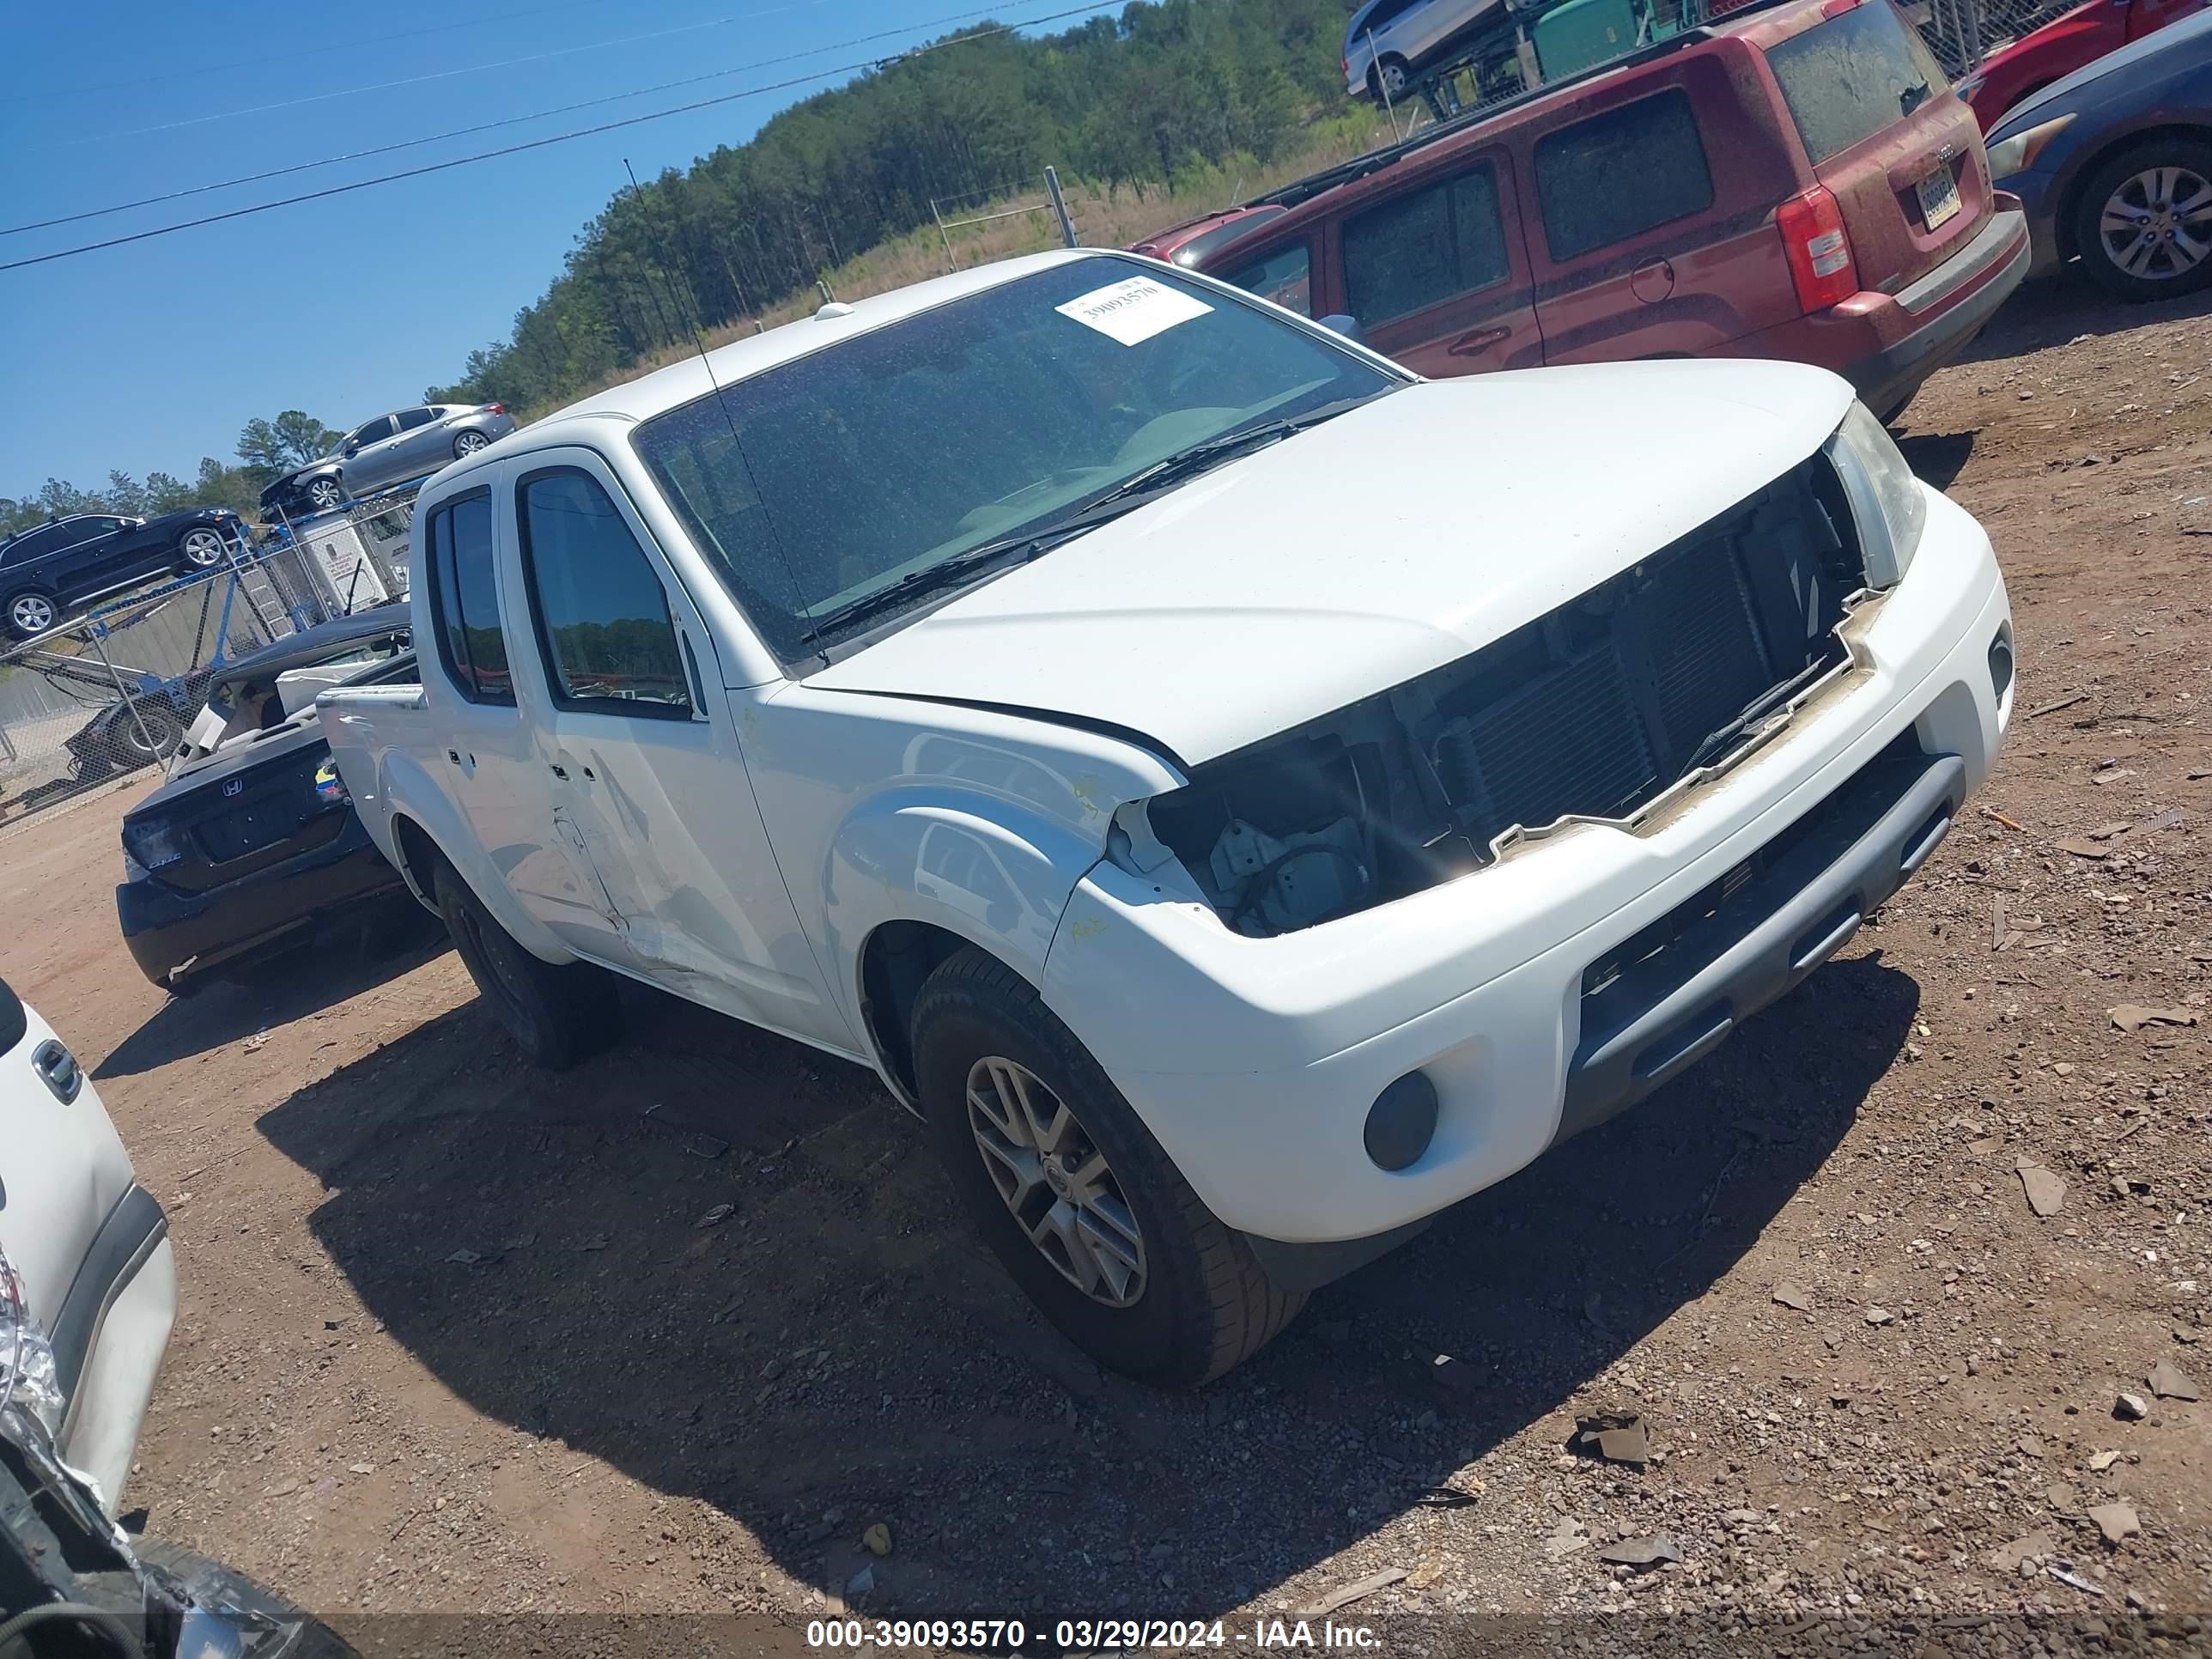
[0,0,1115,498]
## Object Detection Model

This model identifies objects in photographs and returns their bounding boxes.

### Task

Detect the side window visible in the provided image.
[1535,89,1715,262]
[424,491,513,705]
[350,416,395,448]
[516,470,690,716]
[1342,163,1510,324]
[394,408,437,432]
[1216,242,1313,317]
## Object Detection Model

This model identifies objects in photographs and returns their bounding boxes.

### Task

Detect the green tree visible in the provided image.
[237,410,340,473]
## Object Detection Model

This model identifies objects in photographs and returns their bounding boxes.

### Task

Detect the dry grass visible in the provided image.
[521,112,1401,422]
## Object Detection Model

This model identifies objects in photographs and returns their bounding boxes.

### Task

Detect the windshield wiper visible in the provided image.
[795,392,1388,648]
[1080,393,1382,514]
[795,499,1152,646]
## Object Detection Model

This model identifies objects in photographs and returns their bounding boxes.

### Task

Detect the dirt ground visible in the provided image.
[3,276,2208,1657]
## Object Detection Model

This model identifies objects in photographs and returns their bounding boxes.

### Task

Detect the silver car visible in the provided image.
[260,402,516,520]
[1344,0,1507,101]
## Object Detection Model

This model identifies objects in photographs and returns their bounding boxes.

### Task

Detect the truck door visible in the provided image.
[416,486,603,950]
[502,452,853,1052]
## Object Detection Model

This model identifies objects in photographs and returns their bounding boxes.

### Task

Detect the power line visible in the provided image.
[3,3,1018,235]
[0,0,621,103]
[0,5,1101,275]
[41,1,830,150]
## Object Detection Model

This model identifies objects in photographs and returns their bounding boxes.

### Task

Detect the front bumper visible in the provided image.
[1729,208,2030,412]
[1042,488,2012,1277]
[116,812,404,991]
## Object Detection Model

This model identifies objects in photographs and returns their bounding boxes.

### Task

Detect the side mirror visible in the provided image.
[1319,313,1368,345]
[341,443,359,458]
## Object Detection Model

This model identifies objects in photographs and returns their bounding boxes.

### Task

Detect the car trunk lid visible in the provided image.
[1759,0,1993,300]
[125,722,346,895]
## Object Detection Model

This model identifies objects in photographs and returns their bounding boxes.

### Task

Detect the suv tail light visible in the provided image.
[1777,186,1858,313]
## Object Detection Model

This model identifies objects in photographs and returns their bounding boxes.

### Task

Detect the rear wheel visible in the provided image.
[175,526,228,571]
[911,947,1302,1386]
[434,867,623,1070]
[453,429,490,459]
[2072,139,2212,301]
[5,591,58,640]
[1368,55,1410,101]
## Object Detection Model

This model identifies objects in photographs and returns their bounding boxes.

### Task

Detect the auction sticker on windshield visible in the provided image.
[1055,276,1212,345]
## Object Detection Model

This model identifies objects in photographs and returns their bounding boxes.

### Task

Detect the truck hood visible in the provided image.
[806,361,1856,769]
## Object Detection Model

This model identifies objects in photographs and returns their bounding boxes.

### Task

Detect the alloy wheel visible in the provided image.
[9,594,56,635]
[2098,165,2212,283]
[965,1055,1147,1307]
[455,430,489,456]
[307,478,343,511]
[180,528,226,567]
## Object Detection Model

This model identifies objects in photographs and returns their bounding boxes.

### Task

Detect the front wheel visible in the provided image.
[435,868,623,1070]
[303,475,345,514]
[2073,139,2212,301]
[911,948,1303,1386]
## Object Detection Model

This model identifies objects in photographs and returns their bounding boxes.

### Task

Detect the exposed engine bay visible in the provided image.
[1118,456,1871,936]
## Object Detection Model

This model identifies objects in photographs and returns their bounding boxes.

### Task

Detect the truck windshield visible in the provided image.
[632,258,1400,662]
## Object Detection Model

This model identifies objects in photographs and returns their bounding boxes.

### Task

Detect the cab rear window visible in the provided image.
[1763,0,1947,165]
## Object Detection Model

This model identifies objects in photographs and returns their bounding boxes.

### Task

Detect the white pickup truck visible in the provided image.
[319,249,2013,1385]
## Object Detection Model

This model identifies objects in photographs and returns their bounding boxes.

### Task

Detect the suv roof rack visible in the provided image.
[1249,0,1807,214]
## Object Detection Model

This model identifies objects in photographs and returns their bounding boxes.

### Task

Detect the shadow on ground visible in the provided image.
[1956,270,2212,365]
[1896,428,1977,489]
[255,949,1919,1617]
[97,912,447,1080]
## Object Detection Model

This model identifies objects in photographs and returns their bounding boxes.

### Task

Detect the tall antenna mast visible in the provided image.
[622,158,822,662]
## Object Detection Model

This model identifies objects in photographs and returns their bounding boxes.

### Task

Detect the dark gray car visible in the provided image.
[258,402,516,520]
[1985,9,2212,300]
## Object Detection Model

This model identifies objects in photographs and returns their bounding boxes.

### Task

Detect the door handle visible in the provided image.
[549,762,568,780]
[1447,325,1512,356]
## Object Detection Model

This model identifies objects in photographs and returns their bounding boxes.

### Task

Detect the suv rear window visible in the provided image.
[1764,0,1946,165]
[1535,89,1714,262]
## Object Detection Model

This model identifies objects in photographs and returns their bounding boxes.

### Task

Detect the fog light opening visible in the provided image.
[1986,629,2014,704]
[1364,1072,1439,1172]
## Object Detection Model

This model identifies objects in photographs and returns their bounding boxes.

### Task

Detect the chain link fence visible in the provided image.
[1386,0,2057,131]
[0,509,413,842]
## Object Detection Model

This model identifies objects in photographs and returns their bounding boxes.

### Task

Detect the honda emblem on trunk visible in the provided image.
[222,776,244,797]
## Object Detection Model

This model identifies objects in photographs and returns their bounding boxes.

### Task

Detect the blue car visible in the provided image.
[1984,8,2212,300]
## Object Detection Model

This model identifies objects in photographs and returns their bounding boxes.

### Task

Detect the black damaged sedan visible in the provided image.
[116,606,430,996]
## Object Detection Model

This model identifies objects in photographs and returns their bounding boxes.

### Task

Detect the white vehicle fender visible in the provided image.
[819,788,1113,1001]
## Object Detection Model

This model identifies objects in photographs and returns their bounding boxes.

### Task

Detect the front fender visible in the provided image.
[822,791,1109,1010]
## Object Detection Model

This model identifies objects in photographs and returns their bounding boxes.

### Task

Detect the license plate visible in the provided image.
[1916,162,1961,230]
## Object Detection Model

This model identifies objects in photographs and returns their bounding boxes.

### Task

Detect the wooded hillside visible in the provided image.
[429,0,1357,415]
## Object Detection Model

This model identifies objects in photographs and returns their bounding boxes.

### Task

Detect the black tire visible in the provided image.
[110,702,184,764]
[4,589,59,641]
[2070,137,2212,301]
[303,475,345,514]
[434,866,623,1070]
[453,429,491,459]
[911,947,1302,1387]
[174,526,228,572]
[1367,55,1410,103]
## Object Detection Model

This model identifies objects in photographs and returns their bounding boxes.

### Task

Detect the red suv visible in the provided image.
[1193,0,2029,419]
